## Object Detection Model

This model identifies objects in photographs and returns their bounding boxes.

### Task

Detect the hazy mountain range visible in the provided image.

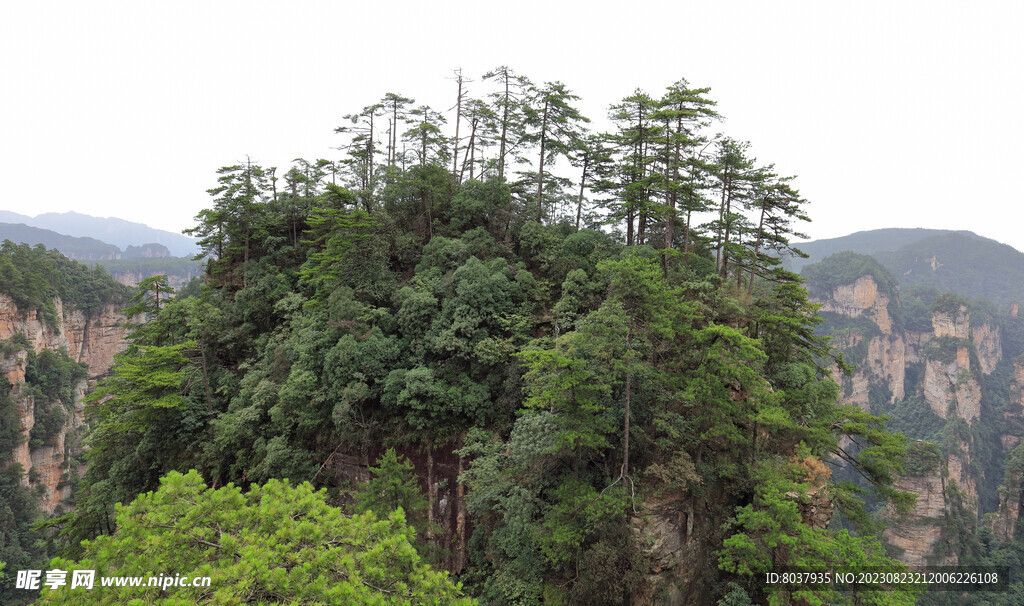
[0,210,197,257]
[0,210,202,288]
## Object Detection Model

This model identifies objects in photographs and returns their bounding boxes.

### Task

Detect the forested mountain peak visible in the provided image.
[9,71,977,605]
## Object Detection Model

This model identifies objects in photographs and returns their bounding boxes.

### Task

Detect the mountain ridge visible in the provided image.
[794,227,1024,306]
[0,210,197,257]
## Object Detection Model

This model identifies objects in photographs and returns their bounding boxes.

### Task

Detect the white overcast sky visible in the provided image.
[2,1,1022,250]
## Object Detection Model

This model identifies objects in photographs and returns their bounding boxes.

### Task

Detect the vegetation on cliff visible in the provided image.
[804,251,1024,604]
[7,71,926,605]
[0,240,129,327]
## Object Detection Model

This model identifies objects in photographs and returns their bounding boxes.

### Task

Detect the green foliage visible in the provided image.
[38,470,472,604]
[52,75,948,604]
[718,457,919,605]
[922,336,970,364]
[874,231,1024,307]
[0,464,47,605]
[816,312,881,368]
[354,449,428,537]
[28,400,67,448]
[25,347,88,406]
[0,379,22,457]
[0,240,128,327]
[0,333,29,356]
[902,440,942,476]
[299,204,382,300]
[930,291,968,316]
[886,396,946,443]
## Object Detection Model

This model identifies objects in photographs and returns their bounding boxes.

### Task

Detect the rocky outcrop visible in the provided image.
[1,294,127,513]
[1001,360,1024,453]
[932,305,970,340]
[991,450,1022,543]
[109,269,199,290]
[813,276,905,406]
[922,359,981,421]
[972,321,1002,375]
[0,295,126,377]
[921,306,982,421]
[946,439,977,503]
[123,243,171,259]
[884,472,951,566]
[813,276,1006,568]
[818,275,895,333]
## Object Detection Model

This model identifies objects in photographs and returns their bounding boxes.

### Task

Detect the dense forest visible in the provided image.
[5,70,1004,604]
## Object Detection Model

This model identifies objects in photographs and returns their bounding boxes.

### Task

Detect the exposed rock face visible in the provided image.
[972,321,1002,375]
[0,295,126,377]
[932,305,970,339]
[814,277,1001,568]
[884,472,952,566]
[1,294,127,513]
[1001,361,1024,453]
[630,494,731,606]
[109,269,199,290]
[922,359,981,421]
[819,275,894,333]
[123,243,171,259]
[946,440,977,503]
[991,461,1022,543]
[813,276,905,406]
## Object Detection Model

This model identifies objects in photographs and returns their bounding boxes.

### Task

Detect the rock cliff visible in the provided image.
[811,275,1002,566]
[1,294,127,513]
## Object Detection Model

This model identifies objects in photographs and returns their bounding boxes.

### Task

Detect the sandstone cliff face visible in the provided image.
[110,269,199,290]
[991,463,1022,543]
[818,275,895,333]
[814,276,905,407]
[884,472,952,566]
[922,359,981,421]
[1002,360,1024,453]
[815,278,1001,567]
[932,305,970,340]
[973,321,1002,375]
[1,294,127,513]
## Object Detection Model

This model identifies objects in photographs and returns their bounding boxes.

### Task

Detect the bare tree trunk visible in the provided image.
[452,69,464,180]
[427,448,436,540]
[459,116,477,183]
[576,151,588,230]
[747,203,767,294]
[663,127,674,277]
[621,326,632,480]
[499,70,509,181]
[716,167,728,274]
[536,99,549,223]
[456,454,467,571]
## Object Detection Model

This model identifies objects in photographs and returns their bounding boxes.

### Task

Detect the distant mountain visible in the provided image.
[873,232,1024,306]
[797,228,1024,306]
[1,211,197,257]
[0,211,32,224]
[0,221,202,289]
[0,222,121,260]
[786,228,963,273]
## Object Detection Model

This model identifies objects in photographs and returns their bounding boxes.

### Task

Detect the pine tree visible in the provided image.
[482,66,531,182]
[650,79,718,261]
[607,90,661,245]
[522,81,590,223]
